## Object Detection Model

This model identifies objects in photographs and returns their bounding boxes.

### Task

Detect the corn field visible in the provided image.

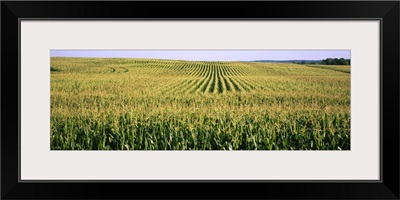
[50,57,350,150]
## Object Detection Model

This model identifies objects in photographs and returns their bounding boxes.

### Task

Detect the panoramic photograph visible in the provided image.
[50,50,350,150]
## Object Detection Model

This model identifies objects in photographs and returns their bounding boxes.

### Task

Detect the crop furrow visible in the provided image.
[170,63,185,75]
[195,64,213,93]
[213,65,220,94]
[197,64,207,78]
[186,63,199,77]
[161,79,188,94]
[178,63,192,77]
[188,63,202,77]
[239,78,256,90]
[233,65,249,76]
[227,77,242,92]
[180,64,193,77]
[221,75,233,92]
[187,63,199,77]
[212,65,220,94]
[199,64,212,93]
[229,65,244,76]
[243,77,265,89]
[176,62,185,70]
[226,65,238,76]
[190,65,208,93]
[205,65,216,93]
[168,79,194,94]
[238,63,256,75]
[200,64,209,78]
[236,64,254,76]
[220,64,231,76]
[220,65,235,92]
[216,65,225,94]
[181,78,202,94]
[160,64,171,74]
[191,76,208,93]
[231,77,251,92]
[225,65,236,77]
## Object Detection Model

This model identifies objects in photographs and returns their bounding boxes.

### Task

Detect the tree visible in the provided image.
[323,58,334,65]
[339,58,349,65]
[322,58,350,65]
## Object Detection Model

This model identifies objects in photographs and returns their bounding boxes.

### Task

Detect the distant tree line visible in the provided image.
[291,58,350,65]
[321,58,350,65]
[292,60,322,65]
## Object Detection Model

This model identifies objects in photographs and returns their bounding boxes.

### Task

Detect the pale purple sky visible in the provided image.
[50,50,350,61]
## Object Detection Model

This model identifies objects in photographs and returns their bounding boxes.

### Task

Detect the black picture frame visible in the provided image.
[1,1,399,199]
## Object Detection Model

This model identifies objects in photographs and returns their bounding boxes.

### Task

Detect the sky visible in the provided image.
[50,50,350,61]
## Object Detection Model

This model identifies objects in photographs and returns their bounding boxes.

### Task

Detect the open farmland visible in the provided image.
[50,57,350,150]
[307,65,351,73]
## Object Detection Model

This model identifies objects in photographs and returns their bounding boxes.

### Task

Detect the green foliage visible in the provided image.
[50,66,60,72]
[290,58,350,65]
[50,57,351,150]
[321,58,350,65]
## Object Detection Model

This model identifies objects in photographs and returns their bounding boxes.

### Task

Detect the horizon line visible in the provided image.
[50,56,350,62]
[50,50,351,61]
